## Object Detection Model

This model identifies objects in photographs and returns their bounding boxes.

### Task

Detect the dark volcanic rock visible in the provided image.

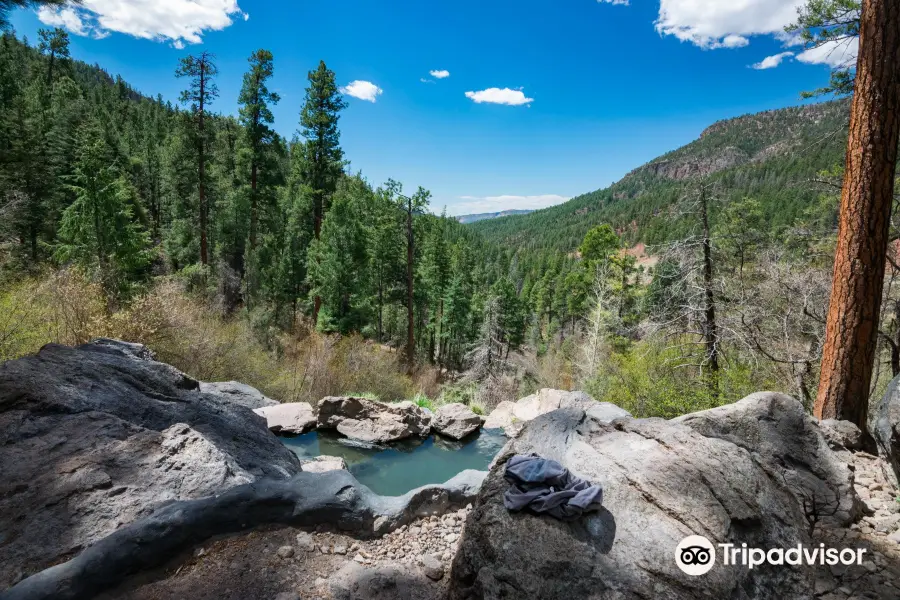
[675,392,861,529]
[1,469,486,600]
[0,339,301,588]
[449,393,860,600]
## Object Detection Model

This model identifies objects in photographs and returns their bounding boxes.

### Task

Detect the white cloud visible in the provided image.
[597,0,629,4]
[340,80,383,103]
[465,87,533,106]
[721,34,749,49]
[655,0,805,49]
[429,69,450,79]
[36,0,246,46]
[752,51,794,70]
[37,6,88,35]
[796,38,859,68]
[454,194,569,215]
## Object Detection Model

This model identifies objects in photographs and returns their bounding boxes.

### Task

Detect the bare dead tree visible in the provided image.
[730,247,831,407]
[578,264,615,385]
[647,180,724,391]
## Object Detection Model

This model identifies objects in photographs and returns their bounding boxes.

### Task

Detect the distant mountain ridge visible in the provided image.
[470,99,851,253]
[456,209,533,224]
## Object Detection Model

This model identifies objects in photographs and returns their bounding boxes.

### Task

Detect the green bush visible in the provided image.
[586,336,774,419]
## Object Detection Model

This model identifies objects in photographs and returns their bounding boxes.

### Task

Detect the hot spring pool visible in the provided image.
[279,428,507,496]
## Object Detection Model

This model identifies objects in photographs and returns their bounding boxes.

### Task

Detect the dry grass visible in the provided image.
[0,270,420,405]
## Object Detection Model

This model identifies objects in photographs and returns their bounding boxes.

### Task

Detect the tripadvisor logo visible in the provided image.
[675,535,716,576]
[675,535,868,576]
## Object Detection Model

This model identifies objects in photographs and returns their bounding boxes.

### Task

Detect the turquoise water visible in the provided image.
[280,428,507,496]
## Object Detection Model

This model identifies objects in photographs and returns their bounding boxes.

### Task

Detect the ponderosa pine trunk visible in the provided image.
[815,0,900,426]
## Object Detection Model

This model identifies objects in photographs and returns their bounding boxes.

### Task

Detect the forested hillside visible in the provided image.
[472,99,850,253]
[0,29,541,412]
[2,26,889,422]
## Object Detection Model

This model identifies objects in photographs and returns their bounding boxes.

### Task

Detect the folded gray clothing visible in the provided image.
[503,453,603,520]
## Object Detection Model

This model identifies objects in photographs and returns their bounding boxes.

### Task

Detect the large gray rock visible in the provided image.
[253,401,317,434]
[875,375,900,488]
[433,403,484,440]
[449,393,860,600]
[674,392,861,529]
[199,380,279,409]
[483,389,629,436]
[0,339,301,589]
[2,468,487,600]
[318,396,432,443]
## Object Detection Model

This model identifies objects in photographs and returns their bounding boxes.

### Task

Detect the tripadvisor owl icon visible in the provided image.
[675,535,716,576]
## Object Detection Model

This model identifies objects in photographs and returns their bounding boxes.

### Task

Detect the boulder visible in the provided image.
[318,396,431,443]
[199,380,279,410]
[253,402,317,434]
[301,455,348,473]
[433,403,484,440]
[4,469,487,600]
[874,375,900,488]
[0,339,301,589]
[483,389,629,436]
[449,393,860,600]
[819,419,864,451]
[674,392,861,529]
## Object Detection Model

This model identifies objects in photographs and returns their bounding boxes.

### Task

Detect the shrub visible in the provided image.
[412,392,434,411]
[585,335,772,419]
[0,272,418,407]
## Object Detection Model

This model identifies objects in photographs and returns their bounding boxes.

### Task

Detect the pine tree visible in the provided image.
[37,27,68,101]
[368,184,404,342]
[238,49,279,253]
[298,60,347,321]
[787,0,861,97]
[307,175,371,332]
[0,1,68,30]
[175,52,218,266]
[816,0,900,427]
[55,121,151,300]
[387,180,430,366]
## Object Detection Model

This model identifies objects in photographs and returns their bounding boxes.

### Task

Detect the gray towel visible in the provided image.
[503,453,603,520]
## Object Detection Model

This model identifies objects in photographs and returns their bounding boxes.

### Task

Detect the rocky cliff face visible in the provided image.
[0,339,301,587]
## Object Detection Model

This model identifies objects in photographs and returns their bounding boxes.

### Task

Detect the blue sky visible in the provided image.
[11,0,856,215]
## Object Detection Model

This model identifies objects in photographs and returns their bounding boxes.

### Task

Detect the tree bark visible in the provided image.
[815,0,900,426]
[249,162,258,249]
[377,274,384,343]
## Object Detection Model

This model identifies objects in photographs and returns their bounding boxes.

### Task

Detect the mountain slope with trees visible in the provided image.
[471,99,851,254]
